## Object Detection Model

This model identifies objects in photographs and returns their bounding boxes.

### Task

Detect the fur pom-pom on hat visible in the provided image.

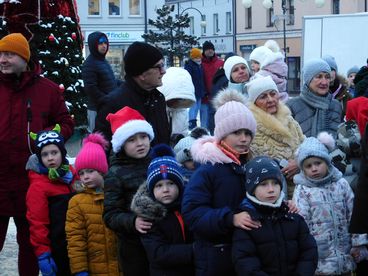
[264,40,281,53]
[147,144,184,198]
[75,133,109,174]
[213,89,257,141]
[296,132,335,167]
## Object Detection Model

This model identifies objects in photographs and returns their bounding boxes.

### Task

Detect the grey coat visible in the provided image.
[286,91,342,138]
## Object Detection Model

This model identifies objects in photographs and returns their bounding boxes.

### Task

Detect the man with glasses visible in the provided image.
[0,33,74,276]
[95,41,171,146]
[82,31,121,133]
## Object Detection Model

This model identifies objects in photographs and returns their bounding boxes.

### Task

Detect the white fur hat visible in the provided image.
[246,76,279,103]
[249,46,272,66]
[223,56,250,82]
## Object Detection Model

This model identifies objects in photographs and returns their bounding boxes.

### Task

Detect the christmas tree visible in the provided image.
[0,1,86,127]
[142,4,200,66]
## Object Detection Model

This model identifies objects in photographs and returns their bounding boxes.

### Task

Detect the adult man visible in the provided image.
[95,41,171,145]
[82,31,120,133]
[0,33,74,275]
[202,40,224,131]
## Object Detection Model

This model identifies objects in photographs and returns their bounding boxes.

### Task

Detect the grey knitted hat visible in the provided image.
[322,54,338,72]
[347,66,360,77]
[303,58,331,86]
[173,136,195,164]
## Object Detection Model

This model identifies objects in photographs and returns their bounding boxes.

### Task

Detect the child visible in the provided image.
[26,124,75,276]
[232,156,318,275]
[182,89,261,276]
[293,132,366,275]
[131,144,194,276]
[103,106,155,276]
[173,127,209,183]
[65,133,120,276]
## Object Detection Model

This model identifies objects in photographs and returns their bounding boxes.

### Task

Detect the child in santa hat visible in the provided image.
[65,133,121,276]
[103,106,155,276]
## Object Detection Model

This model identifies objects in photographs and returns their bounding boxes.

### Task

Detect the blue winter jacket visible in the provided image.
[184,59,206,99]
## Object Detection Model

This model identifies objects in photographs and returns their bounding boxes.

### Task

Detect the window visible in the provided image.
[244,7,252,29]
[129,0,140,15]
[201,14,206,36]
[109,0,120,16]
[88,0,101,16]
[332,0,340,14]
[189,16,194,35]
[286,0,295,25]
[213,13,219,34]
[226,12,232,33]
[266,7,274,27]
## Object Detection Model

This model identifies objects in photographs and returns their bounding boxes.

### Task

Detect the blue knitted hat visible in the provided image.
[245,156,283,196]
[147,144,184,197]
[303,58,331,86]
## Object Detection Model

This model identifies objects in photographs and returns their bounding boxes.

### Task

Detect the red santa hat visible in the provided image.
[106,106,155,153]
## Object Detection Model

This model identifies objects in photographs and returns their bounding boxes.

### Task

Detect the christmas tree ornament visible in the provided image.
[48,34,55,42]
[59,84,65,92]
[71,32,76,40]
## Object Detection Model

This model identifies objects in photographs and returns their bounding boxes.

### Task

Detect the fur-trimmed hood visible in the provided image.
[190,136,234,165]
[130,183,167,222]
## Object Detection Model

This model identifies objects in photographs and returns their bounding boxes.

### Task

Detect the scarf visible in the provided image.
[217,140,250,165]
[38,163,73,184]
[300,85,331,137]
[293,165,342,188]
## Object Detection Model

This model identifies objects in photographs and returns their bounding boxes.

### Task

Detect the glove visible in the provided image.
[351,246,368,263]
[38,252,57,276]
[75,272,89,276]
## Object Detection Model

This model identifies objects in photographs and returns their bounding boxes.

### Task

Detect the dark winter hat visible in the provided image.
[202,41,215,52]
[245,156,283,196]
[30,124,67,165]
[146,144,184,197]
[124,42,163,77]
[322,54,338,72]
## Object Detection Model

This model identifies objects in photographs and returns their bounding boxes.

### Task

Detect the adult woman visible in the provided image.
[286,58,342,138]
[223,55,251,97]
[247,76,304,197]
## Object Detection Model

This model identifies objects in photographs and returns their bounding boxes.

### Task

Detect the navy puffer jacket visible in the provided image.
[82,31,119,110]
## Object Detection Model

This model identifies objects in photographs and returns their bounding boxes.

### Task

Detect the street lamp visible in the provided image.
[179,7,207,31]
[241,0,325,59]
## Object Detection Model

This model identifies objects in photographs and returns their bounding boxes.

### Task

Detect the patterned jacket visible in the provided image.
[293,168,356,275]
[66,187,120,275]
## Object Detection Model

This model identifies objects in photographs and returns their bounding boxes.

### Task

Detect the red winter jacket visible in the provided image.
[26,166,76,256]
[201,54,224,104]
[0,62,74,216]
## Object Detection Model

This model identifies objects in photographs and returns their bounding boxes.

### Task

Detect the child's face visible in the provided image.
[123,132,150,159]
[254,179,281,204]
[302,157,328,179]
[183,160,195,170]
[78,168,104,188]
[153,179,179,205]
[222,129,252,154]
[40,144,62,169]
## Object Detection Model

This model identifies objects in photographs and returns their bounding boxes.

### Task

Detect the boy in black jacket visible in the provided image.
[131,144,194,276]
[232,156,318,276]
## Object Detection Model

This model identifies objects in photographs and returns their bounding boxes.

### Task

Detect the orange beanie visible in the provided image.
[190,48,202,59]
[0,33,30,62]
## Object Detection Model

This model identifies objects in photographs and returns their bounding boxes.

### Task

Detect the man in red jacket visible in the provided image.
[0,33,74,276]
[201,41,224,129]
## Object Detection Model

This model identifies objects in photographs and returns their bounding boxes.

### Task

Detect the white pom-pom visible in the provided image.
[317,132,335,151]
[264,39,280,53]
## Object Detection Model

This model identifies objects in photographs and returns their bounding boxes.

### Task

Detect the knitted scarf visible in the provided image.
[38,163,73,184]
[300,85,331,137]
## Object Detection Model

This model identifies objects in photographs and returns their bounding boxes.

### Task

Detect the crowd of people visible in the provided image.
[1,31,368,276]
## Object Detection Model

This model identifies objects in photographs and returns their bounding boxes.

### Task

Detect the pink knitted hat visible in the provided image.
[74,133,109,174]
[213,89,257,141]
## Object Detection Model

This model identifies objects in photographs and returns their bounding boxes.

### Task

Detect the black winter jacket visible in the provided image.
[232,199,318,276]
[82,31,119,110]
[95,76,171,145]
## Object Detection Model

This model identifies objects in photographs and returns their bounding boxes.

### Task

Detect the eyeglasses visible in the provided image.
[0,52,16,59]
[151,63,165,71]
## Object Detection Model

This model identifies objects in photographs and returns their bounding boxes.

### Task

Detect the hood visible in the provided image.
[260,51,284,69]
[130,183,167,222]
[157,67,196,104]
[25,154,42,173]
[190,136,234,165]
[88,31,109,59]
